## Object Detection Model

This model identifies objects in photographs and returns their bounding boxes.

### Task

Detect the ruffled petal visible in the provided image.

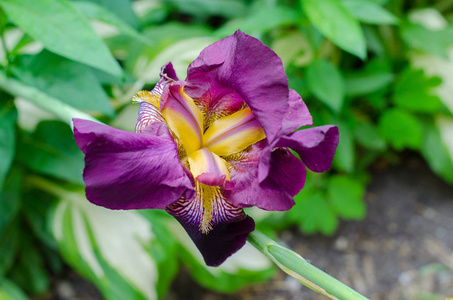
[134,62,178,133]
[280,89,313,134]
[73,118,194,210]
[166,184,254,266]
[224,143,299,211]
[276,125,339,173]
[186,30,289,144]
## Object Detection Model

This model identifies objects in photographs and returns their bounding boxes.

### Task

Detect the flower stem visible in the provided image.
[0,71,100,128]
[247,230,369,300]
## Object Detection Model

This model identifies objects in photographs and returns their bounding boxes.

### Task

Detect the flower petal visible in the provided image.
[187,148,233,189]
[73,118,194,210]
[203,108,265,157]
[161,83,203,155]
[224,143,300,211]
[280,89,313,134]
[166,185,255,267]
[276,125,339,173]
[186,30,289,144]
[134,62,178,133]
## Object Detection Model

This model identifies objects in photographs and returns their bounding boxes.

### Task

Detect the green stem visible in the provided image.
[0,71,99,128]
[248,230,369,300]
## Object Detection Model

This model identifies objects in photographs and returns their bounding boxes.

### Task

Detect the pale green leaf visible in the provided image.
[301,0,366,58]
[0,279,28,300]
[340,0,398,25]
[333,122,355,172]
[306,59,345,112]
[295,192,338,235]
[0,0,122,76]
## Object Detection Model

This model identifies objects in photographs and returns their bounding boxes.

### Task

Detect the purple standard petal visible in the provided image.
[280,89,313,135]
[224,143,301,211]
[186,30,289,143]
[276,125,339,173]
[73,118,194,210]
[166,187,255,266]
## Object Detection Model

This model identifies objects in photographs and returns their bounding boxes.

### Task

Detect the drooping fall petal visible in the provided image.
[276,125,339,173]
[73,118,194,209]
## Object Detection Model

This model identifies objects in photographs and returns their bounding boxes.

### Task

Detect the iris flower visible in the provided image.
[73,31,339,266]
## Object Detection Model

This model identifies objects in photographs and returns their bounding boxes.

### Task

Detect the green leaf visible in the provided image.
[164,0,247,18]
[378,109,423,150]
[217,6,299,36]
[0,221,20,275]
[0,101,17,189]
[13,51,114,116]
[75,0,138,28]
[332,121,355,172]
[73,1,152,46]
[340,0,398,25]
[166,218,275,292]
[293,192,338,235]
[401,23,453,58]
[345,72,394,97]
[306,59,345,112]
[50,186,176,300]
[9,238,49,294]
[421,119,453,184]
[327,175,366,220]
[0,170,22,233]
[301,0,366,59]
[0,0,122,76]
[0,279,28,300]
[393,68,443,113]
[18,121,84,185]
[354,121,386,151]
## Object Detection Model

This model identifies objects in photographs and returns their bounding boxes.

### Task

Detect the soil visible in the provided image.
[39,154,453,300]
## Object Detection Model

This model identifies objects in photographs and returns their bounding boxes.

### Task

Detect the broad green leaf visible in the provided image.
[345,72,394,97]
[378,109,423,150]
[401,22,453,58]
[18,121,84,185]
[0,279,28,300]
[272,31,313,68]
[0,170,22,233]
[164,0,247,18]
[301,0,366,59]
[354,121,386,151]
[306,59,345,112]
[340,0,398,25]
[421,118,453,184]
[75,0,138,27]
[51,188,174,300]
[13,51,114,116]
[217,6,299,36]
[332,121,355,172]
[73,1,152,46]
[166,219,275,292]
[327,175,366,220]
[9,238,50,295]
[393,68,443,113]
[293,192,338,235]
[0,0,122,77]
[0,100,16,189]
[0,221,19,275]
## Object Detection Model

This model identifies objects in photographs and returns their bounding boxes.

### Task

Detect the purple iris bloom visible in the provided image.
[73,31,339,267]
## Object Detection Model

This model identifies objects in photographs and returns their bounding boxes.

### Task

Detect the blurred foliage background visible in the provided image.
[1,0,453,299]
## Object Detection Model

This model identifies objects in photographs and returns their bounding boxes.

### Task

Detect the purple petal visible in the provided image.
[280,89,313,134]
[73,118,194,210]
[166,190,254,266]
[224,143,300,211]
[276,125,339,173]
[186,30,289,143]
